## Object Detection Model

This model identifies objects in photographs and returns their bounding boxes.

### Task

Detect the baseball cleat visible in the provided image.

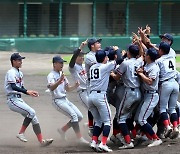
[98,142,112,152]
[116,133,126,145]
[147,139,162,147]
[169,128,179,139]
[57,128,67,141]
[40,139,53,147]
[88,126,93,137]
[90,140,100,152]
[110,134,118,144]
[16,133,28,142]
[119,142,134,149]
[78,137,89,144]
[164,126,172,138]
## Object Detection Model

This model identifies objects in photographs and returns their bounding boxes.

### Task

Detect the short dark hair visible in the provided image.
[146,48,158,61]
[159,42,170,54]
[128,44,139,57]
[95,50,108,63]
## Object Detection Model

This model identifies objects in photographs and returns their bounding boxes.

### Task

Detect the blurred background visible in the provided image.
[0,0,179,53]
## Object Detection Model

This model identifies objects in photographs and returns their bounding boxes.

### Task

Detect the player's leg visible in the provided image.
[118,88,141,149]
[88,92,104,151]
[91,92,112,152]
[159,82,171,133]
[138,93,162,147]
[7,97,36,142]
[168,81,179,139]
[79,90,94,134]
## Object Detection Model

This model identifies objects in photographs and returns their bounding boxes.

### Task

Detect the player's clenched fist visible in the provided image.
[27,90,39,97]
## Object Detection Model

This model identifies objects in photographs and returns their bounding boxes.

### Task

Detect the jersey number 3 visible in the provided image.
[169,60,174,70]
[90,68,100,79]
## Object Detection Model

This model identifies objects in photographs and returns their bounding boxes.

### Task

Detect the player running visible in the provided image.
[47,55,88,144]
[4,53,53,146]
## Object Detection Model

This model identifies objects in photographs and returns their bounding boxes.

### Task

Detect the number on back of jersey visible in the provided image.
[90,68,100,80]
[169,60,174,70]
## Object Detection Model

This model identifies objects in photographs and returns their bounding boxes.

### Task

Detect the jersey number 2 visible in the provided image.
[91,69,99,79]
[169,60,174,70]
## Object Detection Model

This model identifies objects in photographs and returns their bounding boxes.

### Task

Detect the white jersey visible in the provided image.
[156,54,176,82]
[116,57,143,88]
[90,61,116,91]
[47,70,69,99]
[142,62,160,91]
[69,63,87,91]
[4,67,24,95]
[169,47,176,58]
[85,51,97,79]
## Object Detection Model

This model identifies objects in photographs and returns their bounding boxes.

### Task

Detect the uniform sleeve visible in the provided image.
[6,70,16,83]
[64,77,69,86]
[68,66,75,74]
[116,61,127,75]
[148,66,159,80]
[85,55,96,67]
[47,73,55,86]
[105,61,116,72]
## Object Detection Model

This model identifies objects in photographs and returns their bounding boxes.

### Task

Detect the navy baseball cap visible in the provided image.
[159,42,170,54]
[95,49,109,63]
[128,44,139,57]
[104,46,116,61]
[88,38,102,50]
[52,56,67,63]
[146,48,158,61]
[159,33,173,45]
[10,53,25,61]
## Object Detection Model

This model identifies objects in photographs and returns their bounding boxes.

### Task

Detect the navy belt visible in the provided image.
[90,90,101,93]
[8,94,21,98]
[144,90,158,94]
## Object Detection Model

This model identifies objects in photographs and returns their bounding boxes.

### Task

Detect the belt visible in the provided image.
[131,88,135,91]
[90,90,101,94]
[78,89,86,93]
[8,94,21,98]
[144,90,158,94]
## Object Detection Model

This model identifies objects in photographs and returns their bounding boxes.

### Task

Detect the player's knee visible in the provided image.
[78,114,83,122]
[138,119,146,126]
[28,109,36,119]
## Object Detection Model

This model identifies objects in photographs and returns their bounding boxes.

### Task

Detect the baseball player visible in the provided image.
[156,42,179,139]
[111,44,142,149]
[4,53,53,146]
[47,55,88,144]
[85,38,102,136]
[88,49,116,152]
[69,40,94,134]
[136,48,162,147]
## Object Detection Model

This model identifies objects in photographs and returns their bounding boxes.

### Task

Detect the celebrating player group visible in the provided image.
[4,25,180,152]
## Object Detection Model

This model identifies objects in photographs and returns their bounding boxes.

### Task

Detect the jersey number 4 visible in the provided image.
[90,68,100,79]
[169,60,174,70]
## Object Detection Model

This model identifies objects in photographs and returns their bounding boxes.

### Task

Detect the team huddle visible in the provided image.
[4,25,180,152]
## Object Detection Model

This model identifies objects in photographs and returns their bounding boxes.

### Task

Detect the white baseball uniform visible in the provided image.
[4,67,39,124]
[47,70,83,122]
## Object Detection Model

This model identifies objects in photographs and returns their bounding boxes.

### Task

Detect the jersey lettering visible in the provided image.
[90,68,100,79]
[168,60,174,70]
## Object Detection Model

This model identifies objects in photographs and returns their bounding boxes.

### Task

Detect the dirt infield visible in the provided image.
[0,51,180,154]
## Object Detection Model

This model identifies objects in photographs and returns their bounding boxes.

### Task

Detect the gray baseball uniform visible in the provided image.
[156,54,179,115]
[47,70,83,122]
[69,63,88,109]
[4,67,39,124]
[88,60,116,127]
[116,57,142,124]
[137,62,160,126]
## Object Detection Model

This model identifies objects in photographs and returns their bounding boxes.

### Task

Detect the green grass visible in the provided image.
[176,56,180,63]
[62,54,72,63]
